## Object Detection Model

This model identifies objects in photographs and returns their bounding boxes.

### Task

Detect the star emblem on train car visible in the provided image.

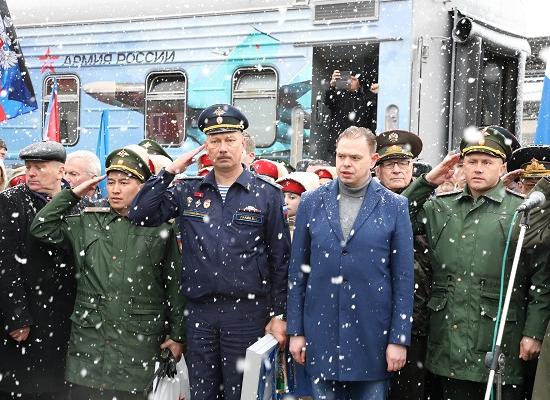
[38,47,59,74]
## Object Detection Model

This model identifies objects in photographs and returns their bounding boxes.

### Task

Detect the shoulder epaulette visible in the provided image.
[435,189,462,197]
[505,187,525,198]
[83,207,111,213]
[256,174,282,189]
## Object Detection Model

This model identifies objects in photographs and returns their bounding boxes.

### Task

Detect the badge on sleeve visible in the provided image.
[204,199,211,209]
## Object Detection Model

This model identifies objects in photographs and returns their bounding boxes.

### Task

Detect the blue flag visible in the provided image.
[96,110,110,195]
[0,0,37,121]
[535,63,550,144]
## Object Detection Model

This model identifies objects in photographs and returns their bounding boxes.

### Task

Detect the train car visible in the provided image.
[2,0,534,167]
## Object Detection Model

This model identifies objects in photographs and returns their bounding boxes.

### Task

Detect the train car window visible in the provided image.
[42,75,80,146]
[232,67,277,147]
[479,52,518,132]
[145,71,186,146]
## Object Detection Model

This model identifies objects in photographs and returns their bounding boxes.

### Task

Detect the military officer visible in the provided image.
[374,130,432,400]
[506,145,550,195]
[402,126,550,399]
[128,104,291,400]
[31,148,185,399]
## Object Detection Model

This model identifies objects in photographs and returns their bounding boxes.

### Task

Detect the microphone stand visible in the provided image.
[483,210,530,400]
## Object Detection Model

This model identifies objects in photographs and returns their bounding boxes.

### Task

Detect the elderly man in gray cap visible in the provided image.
[0,141,76,400]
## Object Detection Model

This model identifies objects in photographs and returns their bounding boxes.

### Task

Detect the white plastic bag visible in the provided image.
[151,355,191,400]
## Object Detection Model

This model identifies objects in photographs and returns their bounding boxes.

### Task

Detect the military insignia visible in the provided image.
[214,107,226,117]
[194,191,204,198]
[187,196,193,207]
[233,212,263,225]
[389,132,399,142]
[387,145,403,154]
[142,142,151,148]
[241,206,261,213]
[117,149,130,157]
[203,199,211,209]
[195,199,202,208]
[117,159,124,165]
[217,116,224,124]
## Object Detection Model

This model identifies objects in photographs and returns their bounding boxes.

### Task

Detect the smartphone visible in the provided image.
[334,71,353,90]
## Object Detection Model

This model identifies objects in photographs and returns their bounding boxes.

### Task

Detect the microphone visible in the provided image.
[516,191,546,212]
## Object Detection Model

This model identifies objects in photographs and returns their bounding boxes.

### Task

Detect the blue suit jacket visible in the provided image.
[287,178,414,381]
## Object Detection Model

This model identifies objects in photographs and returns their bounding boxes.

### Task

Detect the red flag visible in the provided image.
[43,78,60,142]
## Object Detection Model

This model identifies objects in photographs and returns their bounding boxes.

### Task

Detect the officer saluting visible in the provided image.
[507,145,550,195]
[129,104,291,400]
[402,127,550,399]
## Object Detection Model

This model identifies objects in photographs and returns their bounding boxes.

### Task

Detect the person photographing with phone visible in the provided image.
[323,69,378,159]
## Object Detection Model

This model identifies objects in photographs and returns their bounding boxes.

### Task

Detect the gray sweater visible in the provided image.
[338,178,370,240]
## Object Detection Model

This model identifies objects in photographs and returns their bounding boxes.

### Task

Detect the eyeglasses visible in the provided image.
[380,160,412,169]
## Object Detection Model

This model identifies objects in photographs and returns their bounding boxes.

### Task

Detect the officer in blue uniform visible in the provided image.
[129,104,291,400]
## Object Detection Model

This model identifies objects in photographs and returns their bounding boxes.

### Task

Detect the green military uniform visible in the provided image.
[522,177,550,400]
[30,148,185,397]
[376,130,432,400]
[402,128,550,399]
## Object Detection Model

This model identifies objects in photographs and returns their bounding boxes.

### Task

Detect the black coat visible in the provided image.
[324,87,376,156]
[0,185,76,395]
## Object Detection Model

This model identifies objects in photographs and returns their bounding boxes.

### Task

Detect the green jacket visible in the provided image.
[30,189,185,393]
[402,177,550,384]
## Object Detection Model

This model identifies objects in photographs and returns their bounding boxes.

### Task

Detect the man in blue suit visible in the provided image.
[287,126,414,400]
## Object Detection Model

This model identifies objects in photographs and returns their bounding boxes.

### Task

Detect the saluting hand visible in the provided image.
[425,153,461,186]
[501,169,524,189]
[386,343,407,372]
[72,175,106,198]
[289,335,306,365]
[166,144,206,175]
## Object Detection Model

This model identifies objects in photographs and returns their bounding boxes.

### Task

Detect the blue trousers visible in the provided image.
[311,378,389,400]
[185,299,269,400]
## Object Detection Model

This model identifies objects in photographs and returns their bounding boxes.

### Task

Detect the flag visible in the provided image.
[0,0,37,121]
[535,62,550,144]
[43,77,60,141]
[96,110,110,195]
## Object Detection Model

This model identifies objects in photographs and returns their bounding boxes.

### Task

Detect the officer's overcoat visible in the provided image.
[0,185,75,395]
[403,177,550,385]
[287,179,414,381]
[31,189,185,393]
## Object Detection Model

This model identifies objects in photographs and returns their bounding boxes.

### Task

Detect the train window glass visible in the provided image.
[232,68,277,147]
[42,75,80,146]
[145,71,186,146]
[479,52,518,132]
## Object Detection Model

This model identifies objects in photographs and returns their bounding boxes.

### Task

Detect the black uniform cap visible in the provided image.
[19,141,66,163]
[198,104,249,135]
[507,145,550,178]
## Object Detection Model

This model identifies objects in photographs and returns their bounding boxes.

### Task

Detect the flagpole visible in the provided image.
[43,77,60,142]
[535,62,550,145]
[96,110,110,196]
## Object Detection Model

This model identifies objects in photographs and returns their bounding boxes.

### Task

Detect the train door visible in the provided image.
[449,16,530,150]
[310,43,379,161]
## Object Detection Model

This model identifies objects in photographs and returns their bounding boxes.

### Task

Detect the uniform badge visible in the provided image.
[142,142,152,149]
[389,132,399,143]
[195,199,202,208]
[117,149,130,157]
[187,197,193,207]
[214,107,226,124]
[203,199,211,209]
[194,191,204,198]
[242,205,261,213]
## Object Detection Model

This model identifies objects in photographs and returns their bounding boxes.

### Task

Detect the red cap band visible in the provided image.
[280,179,306,195]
